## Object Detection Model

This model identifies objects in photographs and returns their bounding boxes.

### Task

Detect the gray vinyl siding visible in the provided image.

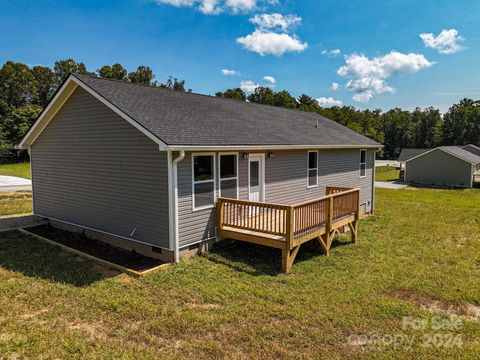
[31,87,170,248]
[265,149,374,209]
[177,149,374,248]
[405,149,473,187]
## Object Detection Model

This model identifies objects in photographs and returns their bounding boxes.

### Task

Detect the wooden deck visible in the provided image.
[217,187,360,273]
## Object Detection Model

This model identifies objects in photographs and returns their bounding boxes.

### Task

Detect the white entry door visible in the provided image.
[248,154,265,202]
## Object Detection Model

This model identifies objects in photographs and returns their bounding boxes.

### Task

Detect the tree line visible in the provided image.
[217,87,479,159]
[0,59,478,162]
[0,59,187,162]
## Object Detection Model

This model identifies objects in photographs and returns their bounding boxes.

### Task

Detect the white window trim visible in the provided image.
[359,149,367,178]
[192,152,216,212]
[307,150,319,189]
[218,152,239,199]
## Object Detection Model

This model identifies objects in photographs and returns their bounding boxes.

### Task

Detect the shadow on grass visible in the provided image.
[205,236,354,276]
[408,183,468,190]
[0,230,116,287]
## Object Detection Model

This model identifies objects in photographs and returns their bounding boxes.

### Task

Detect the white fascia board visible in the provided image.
[404,148,437,163]
[18,78,78,149]
[18,74,168,150]
[405,147,479,165]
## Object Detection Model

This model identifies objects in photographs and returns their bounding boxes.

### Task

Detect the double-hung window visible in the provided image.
[219,154,238,199]
[192,154,215,210]
[307,150,318,188]
[359,150,367,177]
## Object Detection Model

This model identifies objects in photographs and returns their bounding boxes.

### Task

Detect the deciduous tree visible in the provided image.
[215,88,247,101]
[128,66,155,85]
[98,63,128,81]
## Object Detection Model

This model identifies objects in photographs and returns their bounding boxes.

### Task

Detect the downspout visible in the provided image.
[27,147,35,215]
[471,164,475,188]
[172,151,185,263]
[372,147,382,214]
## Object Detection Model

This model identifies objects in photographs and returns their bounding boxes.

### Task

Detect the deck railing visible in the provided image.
[292,197,329,237]
[217,187,361,246]
[217,198,290,237]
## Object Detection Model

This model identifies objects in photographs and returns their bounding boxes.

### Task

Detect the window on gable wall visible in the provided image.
[360,150,367,177]
[308,150,318,188]
[193,154,215,210]
[219,154,238,199]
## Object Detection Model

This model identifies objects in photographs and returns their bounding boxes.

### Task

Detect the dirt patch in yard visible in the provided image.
[390,289,480,322]
[26,225,163,272]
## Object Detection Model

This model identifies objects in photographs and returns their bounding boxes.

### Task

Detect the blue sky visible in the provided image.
[1,0,479,112]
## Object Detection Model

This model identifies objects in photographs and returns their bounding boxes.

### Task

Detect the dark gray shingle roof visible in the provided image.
[73,74,381,148]
[440,146,480,165]
[462,144,480,157]
[398,148,430,162]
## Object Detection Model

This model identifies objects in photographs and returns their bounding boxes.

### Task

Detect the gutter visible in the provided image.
[168,144,383,152]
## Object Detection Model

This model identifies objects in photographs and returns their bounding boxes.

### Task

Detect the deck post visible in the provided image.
[320,196,334,256]
[352,189,360,243]
[286,206,295,250]
[282,206,296,273]
[282,246,300,274]
[217,198,225,232]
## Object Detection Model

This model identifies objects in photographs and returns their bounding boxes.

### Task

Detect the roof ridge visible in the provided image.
[439,146,480,164]
[71,73,336,122]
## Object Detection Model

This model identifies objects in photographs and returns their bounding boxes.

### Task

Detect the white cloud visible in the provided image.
[237,30,308,56]
[316,97,343,107]
[420,28,465,54]
[154,0,269,14]
[331,82,339,91]
[337,51,434,102]
[199,0,221,14]
[322,49,341,58]
[225,0,256,13]
[263,75,276,85]
[221,68,238,75]
[250,13,302,32]
[155,0,196,7]
[240,80,259,93]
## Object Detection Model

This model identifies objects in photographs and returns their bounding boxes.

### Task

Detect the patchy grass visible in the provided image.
[0,162,31,179]
[0,188,479,358]
[376,165,400,182]
[0,192,32,216]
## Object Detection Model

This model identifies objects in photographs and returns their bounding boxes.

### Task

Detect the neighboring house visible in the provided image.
[397,148,430,181]
[19,74,381,270]
[404,146,480,188]
[398,148,430,164]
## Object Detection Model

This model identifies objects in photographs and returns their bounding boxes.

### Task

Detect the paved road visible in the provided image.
[0,175,32,192]
[375,181,407,189]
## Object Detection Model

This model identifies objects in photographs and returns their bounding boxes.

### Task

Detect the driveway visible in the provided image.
[0,175,32,192]
[375,181,407,189]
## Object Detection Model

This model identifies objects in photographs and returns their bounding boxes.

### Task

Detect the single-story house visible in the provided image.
[19,73,381,271]
[403,146,480,188]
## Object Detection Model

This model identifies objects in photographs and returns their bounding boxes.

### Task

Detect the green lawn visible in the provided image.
[0,192,32,216]
[0,188,479,358]
[0,162,31,179]
[376,165,400,182]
